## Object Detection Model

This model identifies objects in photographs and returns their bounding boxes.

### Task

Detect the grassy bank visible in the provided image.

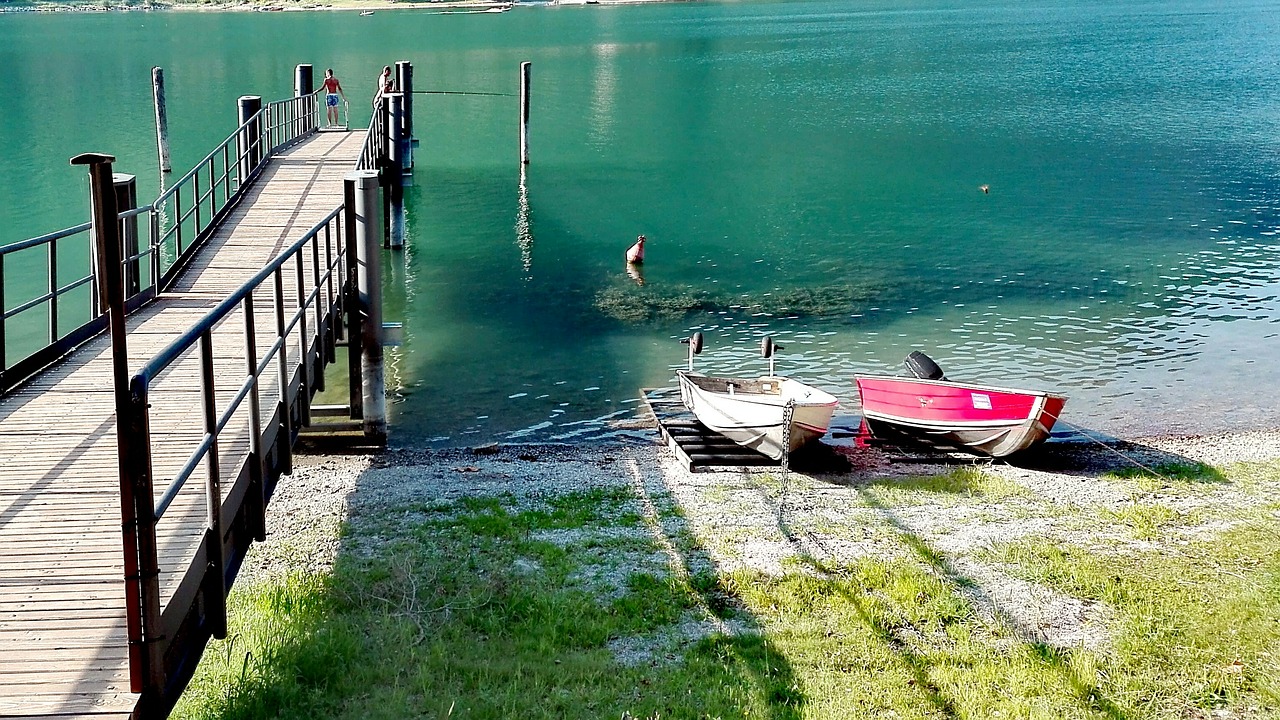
[175,450,1280,719]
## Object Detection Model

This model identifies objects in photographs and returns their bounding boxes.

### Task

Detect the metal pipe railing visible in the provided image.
[0,90,324,394]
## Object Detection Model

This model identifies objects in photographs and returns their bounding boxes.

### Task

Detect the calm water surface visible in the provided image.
[3,0,1279,446]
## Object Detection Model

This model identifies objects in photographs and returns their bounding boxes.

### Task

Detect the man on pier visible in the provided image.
[323,69,346,127]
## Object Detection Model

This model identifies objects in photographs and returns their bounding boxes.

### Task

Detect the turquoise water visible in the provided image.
[3,0,1280,445]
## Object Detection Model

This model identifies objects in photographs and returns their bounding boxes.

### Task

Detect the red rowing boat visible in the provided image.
[855,352,1067,457]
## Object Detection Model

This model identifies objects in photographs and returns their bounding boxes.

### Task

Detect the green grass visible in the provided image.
[176,464,1280,720]
[984,521,1280,717]
[862,466,1030,506]
[1103,502,1191,540]
[1104,461,1227,493]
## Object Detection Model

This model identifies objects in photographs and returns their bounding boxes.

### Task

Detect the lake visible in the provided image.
[3,0,1279,447]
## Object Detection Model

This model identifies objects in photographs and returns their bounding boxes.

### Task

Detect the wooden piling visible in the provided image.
[387,93,405,249]
[152,67,171,174]
[295,64,314,134]
[237,95,263,183]
[520,61,531,165]
[112,173,140,297]
[350,170,386,441]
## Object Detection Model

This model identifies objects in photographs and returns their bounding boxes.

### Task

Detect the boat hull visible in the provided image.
[676,371,838,461]
[855,375,1067,457]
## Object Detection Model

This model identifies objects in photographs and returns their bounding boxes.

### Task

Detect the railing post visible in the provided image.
[237,95,263,184]
[295,64,314,134]
[395,60,413,171]
[243,294,267,542]
[387,92,405,249]
[46,239,58,345]
[343,179,363,421]
[199,330,227,640]
[349,169,385,442]
[71,152,164,693]
[273,269,294,476]
[113,174,140,298]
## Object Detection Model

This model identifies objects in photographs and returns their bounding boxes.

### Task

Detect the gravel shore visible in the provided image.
[236,427,1280,655]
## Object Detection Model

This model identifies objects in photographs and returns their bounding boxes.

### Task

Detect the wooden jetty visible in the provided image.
[640,387,787,472]
[640,388,984,471]
[0,65,410,718]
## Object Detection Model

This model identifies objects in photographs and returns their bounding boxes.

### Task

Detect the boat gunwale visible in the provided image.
[855,374,1068,403]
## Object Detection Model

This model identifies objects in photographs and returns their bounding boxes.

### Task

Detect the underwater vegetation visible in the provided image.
[594,280,885,324]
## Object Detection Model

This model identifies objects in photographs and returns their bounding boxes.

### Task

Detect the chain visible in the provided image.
[778,400,795,524]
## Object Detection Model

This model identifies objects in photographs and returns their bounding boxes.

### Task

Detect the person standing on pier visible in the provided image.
[373,65,395,107]
[322,69,346,127]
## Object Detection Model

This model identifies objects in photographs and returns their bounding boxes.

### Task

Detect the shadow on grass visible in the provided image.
[762,474,1130,720]
[179,446,803,720]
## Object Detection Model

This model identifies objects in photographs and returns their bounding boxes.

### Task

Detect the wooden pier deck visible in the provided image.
[0,130,364,719]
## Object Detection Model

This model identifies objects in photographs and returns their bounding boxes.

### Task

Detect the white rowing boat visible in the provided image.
[673,334,838,461]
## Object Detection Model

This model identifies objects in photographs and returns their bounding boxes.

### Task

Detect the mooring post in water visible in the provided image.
[395,60,414,170]
[112,173,141,297]
[387,92,406,249]
[295,63,314,134]
[519,61,531,165]
[237,95,263,185]
[151,68,171,174]
[72,151,164,694]
[349,169,386,441]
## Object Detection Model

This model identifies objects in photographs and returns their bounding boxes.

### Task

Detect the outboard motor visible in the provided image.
[680,332,704,371]
[904,350,947,381]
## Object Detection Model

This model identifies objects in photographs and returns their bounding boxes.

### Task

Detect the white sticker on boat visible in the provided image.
[971,393,992,410]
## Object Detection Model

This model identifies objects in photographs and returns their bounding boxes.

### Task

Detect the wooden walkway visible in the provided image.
[0,130,364,719]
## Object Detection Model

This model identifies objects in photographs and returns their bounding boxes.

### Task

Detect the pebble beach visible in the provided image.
[239,425,1280,656]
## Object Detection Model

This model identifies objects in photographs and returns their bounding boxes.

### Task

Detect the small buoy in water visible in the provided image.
[979,184,990,194]
[625,234,646,264]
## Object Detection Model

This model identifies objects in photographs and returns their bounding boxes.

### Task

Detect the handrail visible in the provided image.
[123,202,348,692]
[0,89,323,394]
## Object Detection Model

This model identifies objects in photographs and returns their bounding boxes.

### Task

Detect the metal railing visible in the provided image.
[121,205,347,693]
[357,97,389,172]
[0,90,323,394]
[117,90,389,695]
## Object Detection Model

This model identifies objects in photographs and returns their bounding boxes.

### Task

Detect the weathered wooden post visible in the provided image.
[237,95,263,185]
[151,67,171,174]
[348,169,386,441]
[295,63,314,134]
[113,173,140,297]
[71,152,164,693]
[395,60,413,170]
[519,61,531,165]
[387,92,406,249]
[343,178,363,422]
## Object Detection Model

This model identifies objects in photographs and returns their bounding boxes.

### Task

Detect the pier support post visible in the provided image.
[113,174,140,297]
[395,60,414,170]
[72,152,164,694]
[519,61,531,165]
[387,92,406,249]
[151,67,171,174]
[237,95,263,186]
[348,170,386,441]
[295,63,314,134]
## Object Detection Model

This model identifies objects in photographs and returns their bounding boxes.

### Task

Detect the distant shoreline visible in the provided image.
[1,0,673,12]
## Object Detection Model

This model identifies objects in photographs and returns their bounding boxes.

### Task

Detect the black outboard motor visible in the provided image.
[904,350,947,381]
